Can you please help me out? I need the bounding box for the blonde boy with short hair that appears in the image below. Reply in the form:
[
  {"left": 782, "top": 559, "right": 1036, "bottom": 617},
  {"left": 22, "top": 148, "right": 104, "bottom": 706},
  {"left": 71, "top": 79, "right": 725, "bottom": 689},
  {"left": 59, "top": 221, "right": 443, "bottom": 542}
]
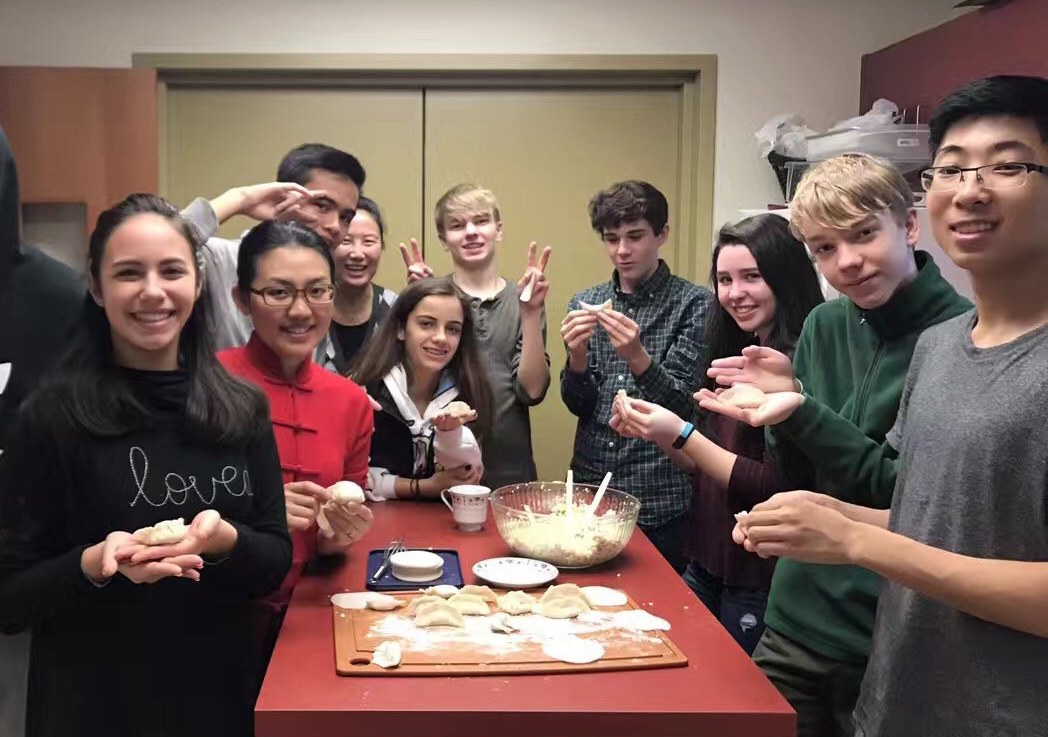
[
  {"left": 699, "top": 153, "right": 970, "bottom": 736},
  {"left": 399, "top": 184, "right": 552, "bottom": 489}
]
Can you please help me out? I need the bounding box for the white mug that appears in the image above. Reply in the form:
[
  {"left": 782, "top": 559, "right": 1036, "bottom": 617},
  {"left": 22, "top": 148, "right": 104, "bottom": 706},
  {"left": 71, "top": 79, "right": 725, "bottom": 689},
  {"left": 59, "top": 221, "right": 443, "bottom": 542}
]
[{"left": 440, "top": 484, "right": 491, "bottom": 531}]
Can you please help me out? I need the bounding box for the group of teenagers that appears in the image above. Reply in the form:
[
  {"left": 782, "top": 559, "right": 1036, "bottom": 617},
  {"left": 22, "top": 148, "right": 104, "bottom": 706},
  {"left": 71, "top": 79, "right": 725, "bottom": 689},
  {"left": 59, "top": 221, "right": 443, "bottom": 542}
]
[{"left": 0, "top": 73, "right": 1046, "bottom": 737}]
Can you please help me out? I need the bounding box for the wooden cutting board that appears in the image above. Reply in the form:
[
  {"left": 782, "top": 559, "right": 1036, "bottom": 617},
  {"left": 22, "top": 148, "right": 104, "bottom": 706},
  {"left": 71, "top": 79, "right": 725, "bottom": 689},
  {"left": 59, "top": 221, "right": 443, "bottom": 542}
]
[{"left": 333, "top": 590, "right": 688, "bottom": 676}]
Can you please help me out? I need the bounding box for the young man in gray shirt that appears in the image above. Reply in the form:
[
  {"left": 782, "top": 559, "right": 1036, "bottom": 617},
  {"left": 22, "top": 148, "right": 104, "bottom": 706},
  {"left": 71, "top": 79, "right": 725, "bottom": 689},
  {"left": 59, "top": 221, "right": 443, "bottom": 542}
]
[{"left": 730, "top": 76, "right": 1048, "bottom": 737}]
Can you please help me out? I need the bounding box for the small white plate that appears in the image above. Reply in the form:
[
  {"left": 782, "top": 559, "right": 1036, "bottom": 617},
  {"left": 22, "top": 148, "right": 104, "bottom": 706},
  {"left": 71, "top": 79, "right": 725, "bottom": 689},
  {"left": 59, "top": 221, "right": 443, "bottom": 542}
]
[{"left": 472, "top": 557, "right": 559, "bottom": 589}]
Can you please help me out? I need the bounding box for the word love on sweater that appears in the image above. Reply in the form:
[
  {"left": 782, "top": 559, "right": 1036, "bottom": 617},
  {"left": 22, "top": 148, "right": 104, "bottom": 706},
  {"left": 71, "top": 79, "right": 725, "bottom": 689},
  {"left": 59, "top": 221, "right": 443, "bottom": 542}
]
[{"left": 128, "top": 445, "right": 252, "bottom": 508}]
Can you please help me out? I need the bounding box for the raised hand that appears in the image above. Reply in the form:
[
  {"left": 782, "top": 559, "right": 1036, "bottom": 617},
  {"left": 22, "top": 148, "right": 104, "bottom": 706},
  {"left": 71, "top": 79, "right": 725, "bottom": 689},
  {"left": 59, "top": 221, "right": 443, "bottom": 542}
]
[
  {"left": 431, "top": 401, "right": 478, "bottom": 431},
  {"left": 126, "top": 509, "right": 228, "bottom": 564},
  {"left": 695, "top": 388, "right": 804, "bottom": 427},
  {"left": 210, "top": 182, "right": 321, "bottom": 224},
  {"left": 518, "top": 242, "right": 552, "bottom": 310},
  {"left": 281, "top": 481, "right": 332, "bottom": 532},
  {"left": 707, "top": 345, "right": 797, "bottom": 394},
  {"left": 560, "top": 309, "right": 598, "bottom": 372},
  {"left": 597, "top": 309, "right": 649, "bottom": 370},
  {"left": 399, "top": 238, "right": 433, "bottom": 283},
  {"left": 424, "top": 463, "right": 483, "bottom": 494},
  {"left": 321, "top": 500, "right": 374, "bottom": 545},
  {"left": 83, "top": 531, "right": 202, "bottom": 584},
  {"left": 609, "top": 393, "right": 686, "bottom": 447},
  {"left": 734, "top": 491, "right": 856, "bottom": 564}
]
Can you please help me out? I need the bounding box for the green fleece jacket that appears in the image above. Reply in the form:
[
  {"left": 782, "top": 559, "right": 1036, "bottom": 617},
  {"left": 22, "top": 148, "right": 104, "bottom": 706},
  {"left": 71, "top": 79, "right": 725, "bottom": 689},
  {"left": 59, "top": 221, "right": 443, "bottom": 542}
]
[{"left": 764, "top": 251, "right": 972, "bottom": 663}]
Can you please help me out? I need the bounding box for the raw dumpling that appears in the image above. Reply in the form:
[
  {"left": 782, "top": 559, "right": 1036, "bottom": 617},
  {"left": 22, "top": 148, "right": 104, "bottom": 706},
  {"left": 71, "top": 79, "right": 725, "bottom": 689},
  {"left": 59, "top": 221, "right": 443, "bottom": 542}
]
[
  {"left": 329, "top": 480, "right": 365, "bottom": 505},
  {"left": 133, "top": 518, "right": 188, "bottom": 546},
  {"left": 489, "top": 613, "right": 519, "bottom": 633},
  {"left": 533, "top": 595, "right": 591, "bottom": 619},
  {"left": 497, "top": 590, "right": 536, "bottom": 615},
  {"left": 414, "top": 600, "right": 466, "bottom": 628},
  {"left": 407, "top": 595, "right": 447, "bottom": 614},
  {"left": 457, "top": 585, "right": 498, "bottom": 604},
  {"left": 371, "top": 640, "right": 401, "bottom": 669},
  {"left": 538, "top": 583, "right": 593, "bottom": 607},
  {"left": 364, "top": 593, "right": 408, "bottom": 611},
  {"left": 718, "top": 383, "right": 767, "bottom": 409},
  {"left": 419, "top": 584, "right": 459, "bottom": 598},
  {"left": 579, "top": 299, "right": 613, "bottom": 314},
  {"left": 447, "top": 593, "right": 491, "bottom": 616}
]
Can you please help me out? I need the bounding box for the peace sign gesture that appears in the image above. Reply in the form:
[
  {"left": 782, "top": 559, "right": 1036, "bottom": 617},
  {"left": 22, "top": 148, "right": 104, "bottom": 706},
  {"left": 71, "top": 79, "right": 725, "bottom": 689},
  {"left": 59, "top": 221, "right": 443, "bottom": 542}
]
[
  {"left": 518, "top": 242, "right": 552, "bottom": 312},
  {"left": 399, "top": 238, "right": 434, "bottom": 283}
]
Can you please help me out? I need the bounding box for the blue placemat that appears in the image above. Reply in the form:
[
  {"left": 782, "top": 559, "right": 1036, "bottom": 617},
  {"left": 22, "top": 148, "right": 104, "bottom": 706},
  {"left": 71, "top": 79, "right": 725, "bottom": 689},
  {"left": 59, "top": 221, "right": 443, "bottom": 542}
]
[{"left": 364, "top": 548, "right": 464, "bottom": 591}]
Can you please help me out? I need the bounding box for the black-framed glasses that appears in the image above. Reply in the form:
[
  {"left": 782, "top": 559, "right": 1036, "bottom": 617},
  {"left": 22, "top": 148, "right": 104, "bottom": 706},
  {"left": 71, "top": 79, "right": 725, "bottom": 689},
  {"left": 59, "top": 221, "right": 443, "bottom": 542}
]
[
  {"left": 249, "top": 284, "right": 336, "bottom": 307},
  {"left": 921, "top": 162, "right": 1048, "bottom": 192}
]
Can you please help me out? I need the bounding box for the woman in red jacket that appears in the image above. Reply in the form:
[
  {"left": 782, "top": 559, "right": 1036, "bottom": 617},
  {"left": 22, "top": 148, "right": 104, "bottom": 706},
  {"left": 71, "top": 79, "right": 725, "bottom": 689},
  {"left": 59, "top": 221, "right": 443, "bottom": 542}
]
[{"left": 218, "top": 219, "right": 375, "bottom": 665}]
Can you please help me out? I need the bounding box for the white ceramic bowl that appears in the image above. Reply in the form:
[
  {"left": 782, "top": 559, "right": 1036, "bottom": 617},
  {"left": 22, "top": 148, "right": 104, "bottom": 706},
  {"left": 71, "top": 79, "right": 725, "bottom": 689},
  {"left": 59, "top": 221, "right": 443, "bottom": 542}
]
[
  {"left": 389, "top": 549, "right": 444, "bottom": 582},
  {"left": 472, "top": 557, "right": 559, "bottom": 589}
]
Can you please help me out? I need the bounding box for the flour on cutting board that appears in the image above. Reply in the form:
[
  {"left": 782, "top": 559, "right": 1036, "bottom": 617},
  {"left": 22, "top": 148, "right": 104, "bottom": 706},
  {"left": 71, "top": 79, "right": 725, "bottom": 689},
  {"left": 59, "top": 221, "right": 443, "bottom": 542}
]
[{"left": 365, "top": 607, "right": 666, "bottom": 656}]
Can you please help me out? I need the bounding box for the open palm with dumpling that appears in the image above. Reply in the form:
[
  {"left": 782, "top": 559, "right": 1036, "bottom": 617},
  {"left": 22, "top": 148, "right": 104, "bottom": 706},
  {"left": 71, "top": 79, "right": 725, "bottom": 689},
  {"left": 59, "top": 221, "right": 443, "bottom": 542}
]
[{"left": 431, "top": 401, "right": 478, "bottom": 431}]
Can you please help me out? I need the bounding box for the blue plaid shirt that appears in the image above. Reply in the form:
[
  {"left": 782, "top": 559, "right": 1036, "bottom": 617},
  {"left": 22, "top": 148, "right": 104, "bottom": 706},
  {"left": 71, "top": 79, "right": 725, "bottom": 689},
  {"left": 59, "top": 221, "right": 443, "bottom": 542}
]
[{"left": 561, "top": 260, "right": 711, "bottom": 528}]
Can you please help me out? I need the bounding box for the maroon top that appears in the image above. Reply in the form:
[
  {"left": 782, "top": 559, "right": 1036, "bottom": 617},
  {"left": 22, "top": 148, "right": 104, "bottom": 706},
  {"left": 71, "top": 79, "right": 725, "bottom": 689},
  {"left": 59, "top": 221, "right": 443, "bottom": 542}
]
[{"left": 685, "top": 413, "right": 780, "bottom": 589}]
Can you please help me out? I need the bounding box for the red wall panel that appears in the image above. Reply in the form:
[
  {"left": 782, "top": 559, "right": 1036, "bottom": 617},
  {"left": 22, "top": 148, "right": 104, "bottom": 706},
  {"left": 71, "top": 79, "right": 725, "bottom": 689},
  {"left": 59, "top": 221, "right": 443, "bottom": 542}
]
[{"left": 861, "top": 0, "right": 1048, "bottom": 120}]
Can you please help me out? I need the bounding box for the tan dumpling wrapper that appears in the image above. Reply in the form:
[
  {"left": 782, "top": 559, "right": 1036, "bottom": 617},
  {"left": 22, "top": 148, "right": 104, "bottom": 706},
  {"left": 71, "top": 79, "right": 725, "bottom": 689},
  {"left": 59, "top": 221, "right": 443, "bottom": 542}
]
[
  {"left": 718, "top": 383, "right": 767, "bottom": 409},
  {"left": 534, "top": 595, "right": 591, "bottom": 619},
  {"left": 414, "top": 600, "right": 466, "bottom": 628},
  {"left": 447, "top": 593, "right": 492, "bottom": 616},
  {"left": 133, "top": 518, "right": 189, "bottom": 546},
  {"left": 539, "top": 583, "right": 593, "bottom": 607},
  {"left": 408, "top": 595, "right": 447, "bottom": 614},
  {"left": 578, "top": 299, "right": 613, "bottom": 314},
  {"left": 489, "top": 613, "right": 519, "bottom": 633},
  {"left": 457, "top": 585, "right": 498, "bottom": 604},
  {"left": 497, "top": 590, "right": 536, "bottom": 615},
  {"left": 441, "top": 401, "right": 476, "bottom": 420},
  {"left": 372, "top": 640, "right": 402, "bottom": 669}
]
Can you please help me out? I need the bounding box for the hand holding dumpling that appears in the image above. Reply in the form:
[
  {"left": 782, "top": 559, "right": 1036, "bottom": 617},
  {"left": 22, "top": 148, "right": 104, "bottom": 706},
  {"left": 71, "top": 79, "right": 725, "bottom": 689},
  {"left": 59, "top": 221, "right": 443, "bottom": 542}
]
[
  {"left": 125, "top": 509, "right": 238, "bottom": 565},
  {"left": 431, "top": 401, "right": 478, "bottom": 431},
  {"left": 81, "top": 531, "right": 202, "bottom": 585}
]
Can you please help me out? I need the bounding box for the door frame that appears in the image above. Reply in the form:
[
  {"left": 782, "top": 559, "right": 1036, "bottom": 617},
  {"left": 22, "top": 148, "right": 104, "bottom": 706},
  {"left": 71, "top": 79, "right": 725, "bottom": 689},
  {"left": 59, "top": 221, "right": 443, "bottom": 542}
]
[{"left": 135, "top": 53, "right": 717, "bottom": 283}]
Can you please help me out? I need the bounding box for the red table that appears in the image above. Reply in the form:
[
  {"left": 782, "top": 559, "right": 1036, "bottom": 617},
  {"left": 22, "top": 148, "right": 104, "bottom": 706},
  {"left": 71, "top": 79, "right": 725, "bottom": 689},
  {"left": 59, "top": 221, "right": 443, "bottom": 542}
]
[{"left": 256, "top": 502, "right": 795, "bottom": 737}]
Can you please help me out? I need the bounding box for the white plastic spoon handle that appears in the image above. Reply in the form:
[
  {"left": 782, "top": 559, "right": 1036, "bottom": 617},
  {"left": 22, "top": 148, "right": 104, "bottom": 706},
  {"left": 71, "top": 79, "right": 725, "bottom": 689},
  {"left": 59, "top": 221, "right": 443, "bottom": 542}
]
[{"left": 519, "top": 270, "right": 538, "bottom": 303}]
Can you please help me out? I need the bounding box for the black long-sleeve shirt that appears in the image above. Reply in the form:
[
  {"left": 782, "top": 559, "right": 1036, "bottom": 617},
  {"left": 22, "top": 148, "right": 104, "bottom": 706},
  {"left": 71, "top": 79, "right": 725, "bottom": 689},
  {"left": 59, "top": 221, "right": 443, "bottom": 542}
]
[{"left": 0, "top": 370, "right": 291, "bottom": 737}]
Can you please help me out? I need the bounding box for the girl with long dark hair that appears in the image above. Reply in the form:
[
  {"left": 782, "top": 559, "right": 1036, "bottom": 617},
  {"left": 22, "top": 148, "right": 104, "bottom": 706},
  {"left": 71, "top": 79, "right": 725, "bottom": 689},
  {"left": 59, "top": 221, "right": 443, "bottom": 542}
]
[
  {"left": 0, "top": 194, "right": 291, "bottom": 737},
  {"left": 610, "top": 214, "right": 823, "bottom": 653},
  {"left": 219, "top": 219, "right": 374, "bottom": 663},
  {"left": 351, "top": 277, "right": 492, "bottom": 500}
]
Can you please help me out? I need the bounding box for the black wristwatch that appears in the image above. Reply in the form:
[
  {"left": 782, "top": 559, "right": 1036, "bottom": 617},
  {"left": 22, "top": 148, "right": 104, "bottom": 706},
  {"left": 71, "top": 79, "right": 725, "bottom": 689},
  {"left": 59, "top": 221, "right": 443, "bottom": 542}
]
[{"left": 672, "top": 422, "right": 696, "bottom": 450}]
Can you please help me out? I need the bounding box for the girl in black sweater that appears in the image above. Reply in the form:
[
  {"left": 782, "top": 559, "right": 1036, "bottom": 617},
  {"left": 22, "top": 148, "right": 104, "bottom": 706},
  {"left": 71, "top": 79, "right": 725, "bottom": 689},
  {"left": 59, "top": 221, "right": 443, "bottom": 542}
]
[{"left": 0, "top": 195, "right": 291, "bottom": 737}]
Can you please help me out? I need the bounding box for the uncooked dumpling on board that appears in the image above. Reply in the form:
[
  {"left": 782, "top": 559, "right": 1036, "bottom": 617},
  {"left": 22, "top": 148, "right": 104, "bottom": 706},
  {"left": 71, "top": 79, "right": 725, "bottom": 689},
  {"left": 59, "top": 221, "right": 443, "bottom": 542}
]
[
  {"left": 538, "top": 583, "right": 593, "bottom": 607},
  {"left": 718, "top": 383, "right": 767, "bottom": 409},
  {"left": 365, "top": 593, "right": 408, "bottom": 611},
  {"left": 419, "top": 584, "right": 459, "bottom": 598},
  {"left": 371, "top": 640, "right": 402, "bottom": 669},
  {"left": 457, "top": 584, "right": 498, "bottom": 604},
  {"left": 533, "top": 595, "right": 591, "bottom": 619},
  {"left": 407, "top": 595, "right": 447, "bottom": 614},
  {"left": 447, "top": 593, "right": 492, "bottom": 616},
  {"left": 414, "top": 600, "right": 466, "bottom": 628},
  {"left": 489, "top": 613, "right": 519, "bottom": 633},
  {"left": 497, "top": 590, "right": 536, "bottom": 615}
]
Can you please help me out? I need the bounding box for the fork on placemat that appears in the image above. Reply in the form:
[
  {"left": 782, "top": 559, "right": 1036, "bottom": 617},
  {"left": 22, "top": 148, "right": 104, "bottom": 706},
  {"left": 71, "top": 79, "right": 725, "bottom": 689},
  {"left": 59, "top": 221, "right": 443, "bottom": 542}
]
[{"left": 370, "top": 536, "right": 405, "bottom": 583}]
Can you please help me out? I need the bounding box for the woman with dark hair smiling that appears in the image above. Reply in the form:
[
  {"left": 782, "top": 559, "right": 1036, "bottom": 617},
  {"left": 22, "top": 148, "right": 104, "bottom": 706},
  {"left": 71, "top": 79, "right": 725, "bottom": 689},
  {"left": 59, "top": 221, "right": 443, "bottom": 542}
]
[
  {"left": 351, "top": 277, "right": 492, "bottom": 500},
  {"left": 610, "top": 213, "right": 823, "bottom": 652},
  {"left": 319, "top": 195, "right": 398, "bottom": 373},
  {"left": 219, "top": 219, "right": 374, "bottom": 667},
  {"left": 0, "top": 194, "right": 291, "bottom": 737}
]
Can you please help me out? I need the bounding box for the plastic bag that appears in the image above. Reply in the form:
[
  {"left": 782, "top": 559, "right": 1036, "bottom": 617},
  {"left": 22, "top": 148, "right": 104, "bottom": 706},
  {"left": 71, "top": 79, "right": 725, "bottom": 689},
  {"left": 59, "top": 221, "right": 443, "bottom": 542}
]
[
  {"left": 756, "top": 114, "right": 818, "bottom": 159},
  {"left": 828, "top": 98, "right": 900, "bottom": 132}
]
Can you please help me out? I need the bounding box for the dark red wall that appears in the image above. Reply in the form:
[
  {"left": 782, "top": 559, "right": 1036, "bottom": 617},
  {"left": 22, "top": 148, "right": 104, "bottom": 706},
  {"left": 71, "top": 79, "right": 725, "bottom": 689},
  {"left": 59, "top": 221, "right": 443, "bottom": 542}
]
[{"left": 861, "top": 0, "right": 1048, "bottom": 121}]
